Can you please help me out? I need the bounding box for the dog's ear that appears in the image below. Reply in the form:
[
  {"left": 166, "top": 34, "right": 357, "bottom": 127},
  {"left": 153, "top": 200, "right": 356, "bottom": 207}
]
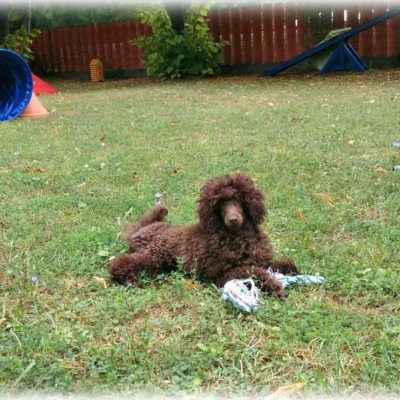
[
  {"left": 197, "top": 194, "right": 222, "bottom": 232},
  {"left": 232, "top": 174, "right": 267, "bottom": 226},
  {"left": 197, "top": 176, "right": 228, "bottom": 232},
  {"left": 243, "top": 187, "right": 266, "bottom": 226}
]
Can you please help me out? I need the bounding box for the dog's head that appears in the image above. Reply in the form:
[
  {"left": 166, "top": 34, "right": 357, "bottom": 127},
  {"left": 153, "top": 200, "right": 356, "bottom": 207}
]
[{"left": 197, "top": 174, "right": 266, "bottom": 233}]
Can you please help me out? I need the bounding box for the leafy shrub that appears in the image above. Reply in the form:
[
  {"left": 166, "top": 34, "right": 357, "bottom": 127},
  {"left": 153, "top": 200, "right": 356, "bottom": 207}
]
[
  {"left": 132, "top": 4, "right": 226, "bottom": 79},
  {"left": 1, "top": 25, "right": 41, "bottom": 62}
]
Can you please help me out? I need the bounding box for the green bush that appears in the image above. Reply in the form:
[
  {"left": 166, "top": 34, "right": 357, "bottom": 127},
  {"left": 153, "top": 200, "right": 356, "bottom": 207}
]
[
  {"left": 132, "top": 4, "right": 226, "bottom": 79},
  {"left": 1, "top": 25, "right": 41, "bottom": 62}
]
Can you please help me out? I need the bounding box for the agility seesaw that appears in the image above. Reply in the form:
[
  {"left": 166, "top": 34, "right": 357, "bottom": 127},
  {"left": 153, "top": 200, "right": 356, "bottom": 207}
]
[{"left": 260, "top": 7, "right": 400, "bottom": 77}]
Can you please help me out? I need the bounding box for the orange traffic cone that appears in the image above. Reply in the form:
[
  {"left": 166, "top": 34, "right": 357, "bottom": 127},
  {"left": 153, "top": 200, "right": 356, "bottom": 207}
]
[{"left": 20, "top": 92, "right": 49, "bottom": 119}]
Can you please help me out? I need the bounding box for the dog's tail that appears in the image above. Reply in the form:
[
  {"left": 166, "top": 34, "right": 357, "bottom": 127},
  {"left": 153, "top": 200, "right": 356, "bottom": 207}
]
[{"left": 123, "top": 205, "right": 168, "bottom": 240}]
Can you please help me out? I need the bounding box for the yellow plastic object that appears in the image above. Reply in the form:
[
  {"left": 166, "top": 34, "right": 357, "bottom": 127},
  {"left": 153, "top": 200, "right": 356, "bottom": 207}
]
[{"left": 90, "top": 59, "right": 104, "bottom": 82}]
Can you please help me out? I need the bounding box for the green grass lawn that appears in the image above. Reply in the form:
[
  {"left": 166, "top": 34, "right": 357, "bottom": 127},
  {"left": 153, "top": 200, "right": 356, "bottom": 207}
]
[{"left": 0, "top": 70, "right": 399, "bottom": 396}]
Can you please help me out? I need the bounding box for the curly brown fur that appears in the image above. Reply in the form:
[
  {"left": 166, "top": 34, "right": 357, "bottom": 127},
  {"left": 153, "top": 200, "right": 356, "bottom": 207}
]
[{"left": 109, "top": 174, "right": 299, "bottom": 298}]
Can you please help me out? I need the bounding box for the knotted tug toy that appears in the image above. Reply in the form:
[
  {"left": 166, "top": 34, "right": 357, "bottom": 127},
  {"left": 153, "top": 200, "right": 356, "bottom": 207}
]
[
  {"left": 221, "top": 279, "right": 260, "bottom": 313},
  {"left": 268, "top": 269, "right": 325, "bottom": 288},
  {"left": 221, "top": 271, "right": 325, "bottom": 313}
]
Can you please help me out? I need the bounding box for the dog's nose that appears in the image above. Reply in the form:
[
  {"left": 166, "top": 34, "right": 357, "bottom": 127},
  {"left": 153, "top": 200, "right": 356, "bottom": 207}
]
[{"left": 229, "top": 217, "right": 238, "bottom": 222}]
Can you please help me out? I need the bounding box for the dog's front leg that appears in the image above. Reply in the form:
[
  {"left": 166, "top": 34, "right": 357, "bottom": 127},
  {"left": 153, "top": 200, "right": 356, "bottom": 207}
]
[{"left": 219, "top": 266, "right": 287, "bottom": 298}]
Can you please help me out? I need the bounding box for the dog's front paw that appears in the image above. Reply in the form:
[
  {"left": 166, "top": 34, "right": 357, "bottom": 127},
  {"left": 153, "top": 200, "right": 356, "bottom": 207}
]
[
  {"left": 274, "top": 259, "right": 300, "bottom": 276},
  {"left": 275, "top": 288, "right": 288, "bottom": 299},
  {"left": 108, "top": 254, "right": 138, "bottom": 286},
  {"left": 126, "top": 279, "right": 138, "bottom": 288},
  {"left": 260, "top": 281, "right": 287, "bottom": 298}
]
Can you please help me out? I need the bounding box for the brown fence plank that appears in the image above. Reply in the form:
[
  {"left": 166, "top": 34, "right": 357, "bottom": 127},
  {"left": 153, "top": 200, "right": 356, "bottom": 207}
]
[
  {"left": 100, "top": 25, "right": 110, "bottom": 69},
  {"left": 44, "top": 30, "right": 54, "bottom": 72},
  {"left": 71, "top": 27, "right": 82, "bottom": 72},
  {"left": 129, "top": 22, "right": 140, "bottom": 69},
  {"left": 373, "top": 3, "right": 388, "bottom": 57},
  {"left": 47, "top": 30, "right": 56, "bottom": 72},
  {"left": 61, "top": 28, "right": 72, "bottom": 72},
  {"left": 32, "top": 31, "right": 45, "bottom": 72},
  {"left": 262, "top": 3, "right": 274, "bottom": 63},
  {"left": 250, "top": 7, "right": 262, "bottom": 64},
  {"left": 296, "top": 9, "right": 307, "bottom": 55},
  {"left": 387, "top": 2, "right": 400, "bottom": 56},
  {"left": 241, "top": 7, "right": 253, "bottom": 64},
  {"left": 218, "top": 10, "right": 232, "bottom": 65},
  {"left": 333, "top": 7, "right": 345, "bottom": 28},
  {"left": 359, "top": 6, "right": 374, "bottom": 57},
  {"left": 105, "top": 24, "right": 117, "bottom": 70},
  {"left": 230, "top": 8, "right": 242, "bottom": 64},
  {"left": 78, "top": 26, "right": 90, "bottom": 71},
  {"left": 115, "top": 23, "right": 126, "bottom": 70},
  {"left": 54, "top": 29, "right": 65, "bottom": 72},
  {"left": 113, "top": 24, "right": 123, "bottom": 70},
  {"left": 273, "top": 3, "right": 285, "bottom": 62},
  {"left": 285, "top": 3, "right": 297, "bottom": 60}
]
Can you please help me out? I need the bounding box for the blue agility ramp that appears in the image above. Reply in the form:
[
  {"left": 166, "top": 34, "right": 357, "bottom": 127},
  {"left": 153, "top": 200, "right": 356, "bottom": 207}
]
[{"left": 261, "top": 7, "right": 400, "bottom": 77}]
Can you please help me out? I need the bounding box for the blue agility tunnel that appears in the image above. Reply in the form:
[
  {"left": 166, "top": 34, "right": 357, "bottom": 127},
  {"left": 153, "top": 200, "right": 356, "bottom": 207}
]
[{"left": 0, "top": 49, "right": 33, "bottom": 121}]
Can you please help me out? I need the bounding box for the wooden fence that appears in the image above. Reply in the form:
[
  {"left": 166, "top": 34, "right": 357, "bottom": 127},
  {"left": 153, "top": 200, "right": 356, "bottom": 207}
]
[{"left": 31, "top": 2, "right": 400, "bottom": 74}]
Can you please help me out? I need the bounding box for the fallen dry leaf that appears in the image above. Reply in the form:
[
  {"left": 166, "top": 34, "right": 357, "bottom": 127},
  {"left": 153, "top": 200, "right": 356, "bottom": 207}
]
[
  {"left": 314, "top": 192, "right": 345, "bottom": 208},
  {"left": 265, "top": 383, "right": 305, "bottom": 399},
  {"left": 99, "top": 133, "right": 106, "bottom": 141},
  {"left": 314, "top": 192, "right": 344, "bottom": 201},
  {"left": 187, "top": 281, "right": 198, "bottom": 290},
  {"left": 297, "top": 208, "right": 308, "bottom": 224},
  {"left": 93, "top": 276, "right": 107, "bottom": 288},
  {"left": 375, "top": 167, "right": 387, "bottom": 174},
  {"left": 25, "top": 166, "right": 46, "bottom": 174},
  {"left": 0, "top": 168, "right": 10, "bottom": 174},
  {"left": 0, "top": 272, "right": 7, "bottom": 284}
]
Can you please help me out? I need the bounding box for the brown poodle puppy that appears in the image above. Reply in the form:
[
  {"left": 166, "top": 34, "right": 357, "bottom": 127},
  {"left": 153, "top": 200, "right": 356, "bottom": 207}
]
[{"left": 109, "top": 174, "right": 299, "bottom": 298}]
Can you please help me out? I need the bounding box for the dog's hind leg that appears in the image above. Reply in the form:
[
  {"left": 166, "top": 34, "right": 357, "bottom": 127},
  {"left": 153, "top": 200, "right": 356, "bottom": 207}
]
[
  {"left": 124, "top": 205, "right": 168, "bottom": 239},
  {"left": 219, "top": 266, "right": 287, "bottom": 298}
]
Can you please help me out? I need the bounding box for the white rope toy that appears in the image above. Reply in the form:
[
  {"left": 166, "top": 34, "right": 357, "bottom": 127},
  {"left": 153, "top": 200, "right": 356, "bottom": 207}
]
[
  {"left": 221, "top": 279, "right": 259, "bottom": 313},
  {"left": 221, "top": 272, "right": 325, "bottom": 313}
]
